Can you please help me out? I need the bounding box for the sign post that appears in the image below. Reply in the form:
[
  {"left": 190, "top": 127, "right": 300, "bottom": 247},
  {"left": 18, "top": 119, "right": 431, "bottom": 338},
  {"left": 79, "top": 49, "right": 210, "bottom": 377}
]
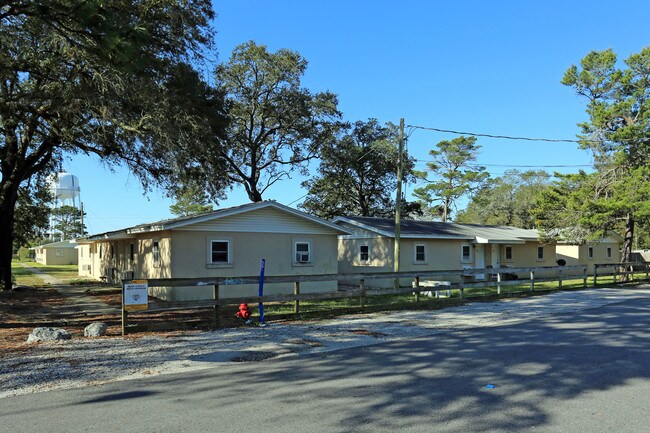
[
  {"left": 258, "top": 259, "right": 266, "bottom": 324},
  {"left": 122, "top": 279, "right": 149, "bottom": 335}
]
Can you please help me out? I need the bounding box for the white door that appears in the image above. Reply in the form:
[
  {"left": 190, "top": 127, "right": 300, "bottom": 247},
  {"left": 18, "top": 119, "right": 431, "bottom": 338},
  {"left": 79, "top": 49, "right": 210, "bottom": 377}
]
[
  {"left": 475, "top": 245, "right": 485, "bottom": 279},
  {"left": 491, "top": 244, "right": 500, "bottom": 269}
]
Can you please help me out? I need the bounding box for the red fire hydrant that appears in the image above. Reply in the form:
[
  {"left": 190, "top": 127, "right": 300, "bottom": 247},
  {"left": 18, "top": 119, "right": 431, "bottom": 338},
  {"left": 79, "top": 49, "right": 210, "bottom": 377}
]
[{"left": 235, "top": 303, "right": 251, "bottom": 320}]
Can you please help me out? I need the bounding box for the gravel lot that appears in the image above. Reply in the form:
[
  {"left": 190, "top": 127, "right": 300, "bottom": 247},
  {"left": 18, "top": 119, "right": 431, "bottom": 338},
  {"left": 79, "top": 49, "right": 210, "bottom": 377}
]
[{"left": 2, "top": 287, "right": 648, "bottom": 399}]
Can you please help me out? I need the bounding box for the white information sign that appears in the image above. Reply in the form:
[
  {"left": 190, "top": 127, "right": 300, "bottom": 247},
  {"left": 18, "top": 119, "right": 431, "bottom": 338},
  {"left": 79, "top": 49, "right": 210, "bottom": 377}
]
[{"left": 123, "top": 279, "right": 148, "bottom": 311}]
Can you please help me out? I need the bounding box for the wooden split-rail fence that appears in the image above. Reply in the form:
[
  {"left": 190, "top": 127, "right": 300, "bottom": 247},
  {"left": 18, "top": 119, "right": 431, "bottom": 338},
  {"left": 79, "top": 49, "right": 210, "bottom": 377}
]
[{"left": 120, "top": 262, "right": 650, "bottom": 334}]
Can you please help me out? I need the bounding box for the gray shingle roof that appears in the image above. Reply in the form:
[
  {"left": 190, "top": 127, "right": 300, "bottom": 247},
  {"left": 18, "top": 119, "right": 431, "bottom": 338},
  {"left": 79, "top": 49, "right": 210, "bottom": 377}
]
[{"left": 335, "top": 216, "right": 539, "bottom": 243}]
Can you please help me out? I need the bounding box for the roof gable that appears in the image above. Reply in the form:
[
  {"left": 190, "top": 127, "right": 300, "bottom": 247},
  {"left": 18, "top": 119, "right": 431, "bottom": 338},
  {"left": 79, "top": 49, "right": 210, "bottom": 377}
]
[
  {"left": 176, "top": 205, "right": 345, "bottom": 234},
  {"left": 88, "top": 201, "right": 349, "bottom": 240}
]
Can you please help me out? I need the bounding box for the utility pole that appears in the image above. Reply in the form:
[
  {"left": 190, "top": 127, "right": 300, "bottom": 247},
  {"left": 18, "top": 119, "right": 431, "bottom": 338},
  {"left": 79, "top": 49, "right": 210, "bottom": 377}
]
[
  {"left": 80, "top": 202, "right": 84, "bottom": 237},
  {"left": 394, "top": 118, "right": 404, "bottom": 288}
]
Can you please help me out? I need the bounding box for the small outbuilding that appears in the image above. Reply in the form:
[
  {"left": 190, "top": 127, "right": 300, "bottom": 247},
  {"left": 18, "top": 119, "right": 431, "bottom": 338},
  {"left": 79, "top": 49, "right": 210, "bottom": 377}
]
[{"left": 33, "top": 240, "right": 78, "bottom": 265}]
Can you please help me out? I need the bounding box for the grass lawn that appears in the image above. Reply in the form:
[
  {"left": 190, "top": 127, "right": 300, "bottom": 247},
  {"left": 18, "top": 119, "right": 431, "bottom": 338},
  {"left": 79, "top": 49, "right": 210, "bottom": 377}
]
[
  {"left": 255, "top": 273, "right": 650, "bottom": 319},
  {"left": 11, "top": 260, "right": 80, "bottom": 285}
]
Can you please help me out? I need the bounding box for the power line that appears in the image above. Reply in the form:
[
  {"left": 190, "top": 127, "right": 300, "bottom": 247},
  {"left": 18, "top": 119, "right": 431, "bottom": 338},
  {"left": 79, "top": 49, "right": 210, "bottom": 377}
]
[
  {"left": 413, "top": 161, "right": 593, "bottom": 168},
  {"left": 407, "top": 124, "right": 647, "bottom": 144}
]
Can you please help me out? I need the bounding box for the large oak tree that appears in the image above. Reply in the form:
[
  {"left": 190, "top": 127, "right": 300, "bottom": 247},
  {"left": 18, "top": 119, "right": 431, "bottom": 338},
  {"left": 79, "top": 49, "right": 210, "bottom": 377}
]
[
  {"left": 300, "top": 119, "right": 420, "bottom": 219},
  {"left": 0, "top": 1, "right": 227, "bottom": 290},
  {"left": 455, "top": 169, "right": 551, "bottom": 228},
  {"left": 180, "top": 41, "right": 342, "bottom": 203}
]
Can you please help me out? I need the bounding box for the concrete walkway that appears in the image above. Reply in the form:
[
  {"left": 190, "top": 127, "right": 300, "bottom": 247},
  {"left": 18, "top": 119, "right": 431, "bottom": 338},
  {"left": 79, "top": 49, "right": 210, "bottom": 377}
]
[{"left": 17, "top": 263, "right": 120, "bottom": 316}]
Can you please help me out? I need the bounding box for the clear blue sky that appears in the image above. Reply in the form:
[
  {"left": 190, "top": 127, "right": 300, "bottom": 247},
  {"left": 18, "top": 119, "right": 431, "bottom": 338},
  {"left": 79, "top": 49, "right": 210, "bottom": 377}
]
[{"left": 63, "top": 0, "right": 650, "bottom": 235}]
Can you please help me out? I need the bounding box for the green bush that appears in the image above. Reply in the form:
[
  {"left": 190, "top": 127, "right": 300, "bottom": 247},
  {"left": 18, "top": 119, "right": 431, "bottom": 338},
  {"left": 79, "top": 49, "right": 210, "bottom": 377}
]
[{"left": 17, "top": 247, "right": 34, "bottom": 261}]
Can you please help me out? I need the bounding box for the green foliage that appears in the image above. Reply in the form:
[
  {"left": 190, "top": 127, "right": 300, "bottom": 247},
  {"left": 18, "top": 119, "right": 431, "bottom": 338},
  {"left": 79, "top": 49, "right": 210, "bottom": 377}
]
[
  {"left": 16, "top": 247, "right": 33, "bottom": 261},
  {"left": 50, "top": 205, "right": 87, "bottom": 240},
  {"left": 300, "top": 119, "right": 421, "bottom": 219},
  {"left": 12, "top": 175, "right": 51, "bottom": 251},
  {"left": 169, "top": 186, "right": 214, "bottom": 217},
  {"left": 560, "top": 46, "right": 650, "bottom": 260},
  {"left": 0, "top": 0, "right": 224, "bottom": 290},
  {"left": 456, "top": 170, "right": 551, "bottom": 228},
  {"left": 414, "top": 136, "right": 488, "bottom": 222},
  {"left": 209, "top": 41, "right": 342, "bottom": 202}
]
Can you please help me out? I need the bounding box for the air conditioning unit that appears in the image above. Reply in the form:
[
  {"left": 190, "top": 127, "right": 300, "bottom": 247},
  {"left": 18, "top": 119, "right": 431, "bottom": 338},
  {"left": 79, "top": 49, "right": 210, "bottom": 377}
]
[
  {"left": 82, "top": 264, "right": 91, "bottom": 272},
  {"left": 297, "top": 254, "right": 310, "bottom": 263}
]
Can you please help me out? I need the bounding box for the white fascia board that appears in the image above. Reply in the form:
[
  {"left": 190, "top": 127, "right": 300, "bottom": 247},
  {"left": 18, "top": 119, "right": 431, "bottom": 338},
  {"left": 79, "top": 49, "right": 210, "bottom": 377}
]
[
  {"left": 87, "top": 231, "right": 134, "bottom": 241},
  {"left": 475, "top": 237, "right": 526, "bottom": 244},
  {"left": 338, "top": 234, "right": 382, "bottom": 240}
]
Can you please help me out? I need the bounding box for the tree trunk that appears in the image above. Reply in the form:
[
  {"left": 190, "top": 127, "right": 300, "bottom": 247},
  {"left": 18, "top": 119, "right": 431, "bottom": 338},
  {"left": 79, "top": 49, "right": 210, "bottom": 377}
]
[
  {"left": 245, "top": 185, "right": 263, "bottom": 202},
  {"left": 0, "top": 187, "right": 19, "bottom": 291},
  {"left": 442, "top": 198, "right": 450, "bottom": 222},
  {"left": 620, "top": 213, "right": 634, "bottom": 282}
]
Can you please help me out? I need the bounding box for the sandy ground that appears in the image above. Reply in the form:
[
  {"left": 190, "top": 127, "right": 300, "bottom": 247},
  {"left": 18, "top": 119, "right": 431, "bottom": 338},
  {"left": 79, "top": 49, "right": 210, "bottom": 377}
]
[{"left": 2, "top": 287, "right": 648, "bottom": 399}]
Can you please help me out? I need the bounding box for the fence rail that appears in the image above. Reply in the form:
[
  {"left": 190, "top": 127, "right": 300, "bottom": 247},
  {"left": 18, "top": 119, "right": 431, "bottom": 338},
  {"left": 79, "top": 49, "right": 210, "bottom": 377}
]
[{"left": 120, "top": 262, "right": 650, "bottom": 334}]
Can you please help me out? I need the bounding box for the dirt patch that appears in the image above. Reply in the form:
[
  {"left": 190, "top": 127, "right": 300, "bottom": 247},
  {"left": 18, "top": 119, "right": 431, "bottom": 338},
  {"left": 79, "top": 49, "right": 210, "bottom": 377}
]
[
  {"left": 349, "top": 329, "right": 387, "bottom": 337},
  {"left": 0, "top": 286, "right": 246, "bottom": 356},
  {"left": 230, "top": 351, "right": 278, "bottom": 362}
]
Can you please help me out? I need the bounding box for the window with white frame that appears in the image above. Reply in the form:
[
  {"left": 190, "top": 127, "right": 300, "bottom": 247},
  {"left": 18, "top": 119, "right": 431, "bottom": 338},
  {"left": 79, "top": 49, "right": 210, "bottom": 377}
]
[
  {"left": 210, "top": 240, "right": 230, "bottom": 263},
  {"left": 606, "top": 246, "right": 612, "bottom": 259},
  {"left": 537, "top": 245, "right": 544, "bottom": 261},
  {"left": 359, "top": 245, "right": 369, "bottom": 262},
  {"left": 99, "top": 245, "right": 103, "bottom": 259},
  {"left": 588, "top": 246, "right": 594, "bottom": 260},
  {"left": 129, "top": 243, "right": 135, "bottom": 262},
  {"left": 295, "top": 242, "right": 311, "bottom": 263},
  {"left": 152, "top": 241, "right": 160, "bottom": 267},
  {"left": 461, "top": 244, "right": 471, "bottom": 262},
  {"left": 414, "top": 244, "right": 426, "bottom": 263},
  {"left": 505, "top": 245, "right": 513, "bottom": 261}
]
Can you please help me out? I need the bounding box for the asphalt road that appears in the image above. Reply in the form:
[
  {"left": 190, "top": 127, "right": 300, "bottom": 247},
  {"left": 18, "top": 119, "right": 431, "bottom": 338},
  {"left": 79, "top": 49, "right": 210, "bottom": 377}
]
[{"left": 3, "top": 297, "right": 650, "bottom": 433}]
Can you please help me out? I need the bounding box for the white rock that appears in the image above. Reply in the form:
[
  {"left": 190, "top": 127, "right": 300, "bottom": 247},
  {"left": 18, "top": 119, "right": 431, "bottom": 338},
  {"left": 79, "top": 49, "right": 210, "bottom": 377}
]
[
  {"left": 27, "top": 327, "right": 71, "bottom": 343},
  {"left": 84, "top": 322, "right": 108, "bottom": 337}
]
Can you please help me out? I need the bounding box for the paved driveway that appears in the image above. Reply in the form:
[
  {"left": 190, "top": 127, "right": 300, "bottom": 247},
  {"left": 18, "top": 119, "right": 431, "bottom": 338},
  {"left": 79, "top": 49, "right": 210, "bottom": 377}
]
[{"left": 2, "top": 296, "right": 650, "bottom": 432}]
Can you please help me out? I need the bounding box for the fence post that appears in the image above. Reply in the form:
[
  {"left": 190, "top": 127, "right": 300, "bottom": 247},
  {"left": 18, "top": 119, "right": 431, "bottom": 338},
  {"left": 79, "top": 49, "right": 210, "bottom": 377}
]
[
  {"left": 646, "top": 263, "right": 649, "bottom": 280},
  {"left": 360, "top": 279, "right": 365, "bottom": 311},
  {"left": 414, "top": 276, "right": 420, "bottom": 303},
  {"left": 583, "top": 267, "right": 588, "bottom": 289},
  {"left": 593, "top": 265, "right": 598, "bottom": 287},
  {"left": 459, "top": 280, "right": 464, "bottom": 299},
  {"left": 530, "top": 271, "right": 535, "bottom": 292},
  {"left": 213, "top": 284, "right": 220, "bottom": 328},
  {"left": 121, "top": 281, "right": 128, "bottom": 336},
  {"left": 497, "top": 272, "right": 502, "bottom": 295},
  {"left": 558, "top": 268, "right": 563, "bottom": 289},
  {"left": 294, "top": 281, "right": 300, "bottom": 318},
  {"left": 613, "top": 266, "right": 617, "bottom": 284}
]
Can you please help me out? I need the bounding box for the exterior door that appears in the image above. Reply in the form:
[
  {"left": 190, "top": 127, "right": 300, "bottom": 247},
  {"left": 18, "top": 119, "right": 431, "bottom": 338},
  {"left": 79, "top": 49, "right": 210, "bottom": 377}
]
[
  {"left": 491, "top": 244, "right": 501, "bottom": 269},
  {"left": 474, "top": 245, "right": 485, "bottom": 279}
]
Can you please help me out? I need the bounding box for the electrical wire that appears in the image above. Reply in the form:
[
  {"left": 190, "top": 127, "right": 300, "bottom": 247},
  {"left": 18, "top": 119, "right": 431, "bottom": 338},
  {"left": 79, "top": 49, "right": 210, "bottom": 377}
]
[{"left": 407, "top": 124, "right": 648, "bottom": 144}]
